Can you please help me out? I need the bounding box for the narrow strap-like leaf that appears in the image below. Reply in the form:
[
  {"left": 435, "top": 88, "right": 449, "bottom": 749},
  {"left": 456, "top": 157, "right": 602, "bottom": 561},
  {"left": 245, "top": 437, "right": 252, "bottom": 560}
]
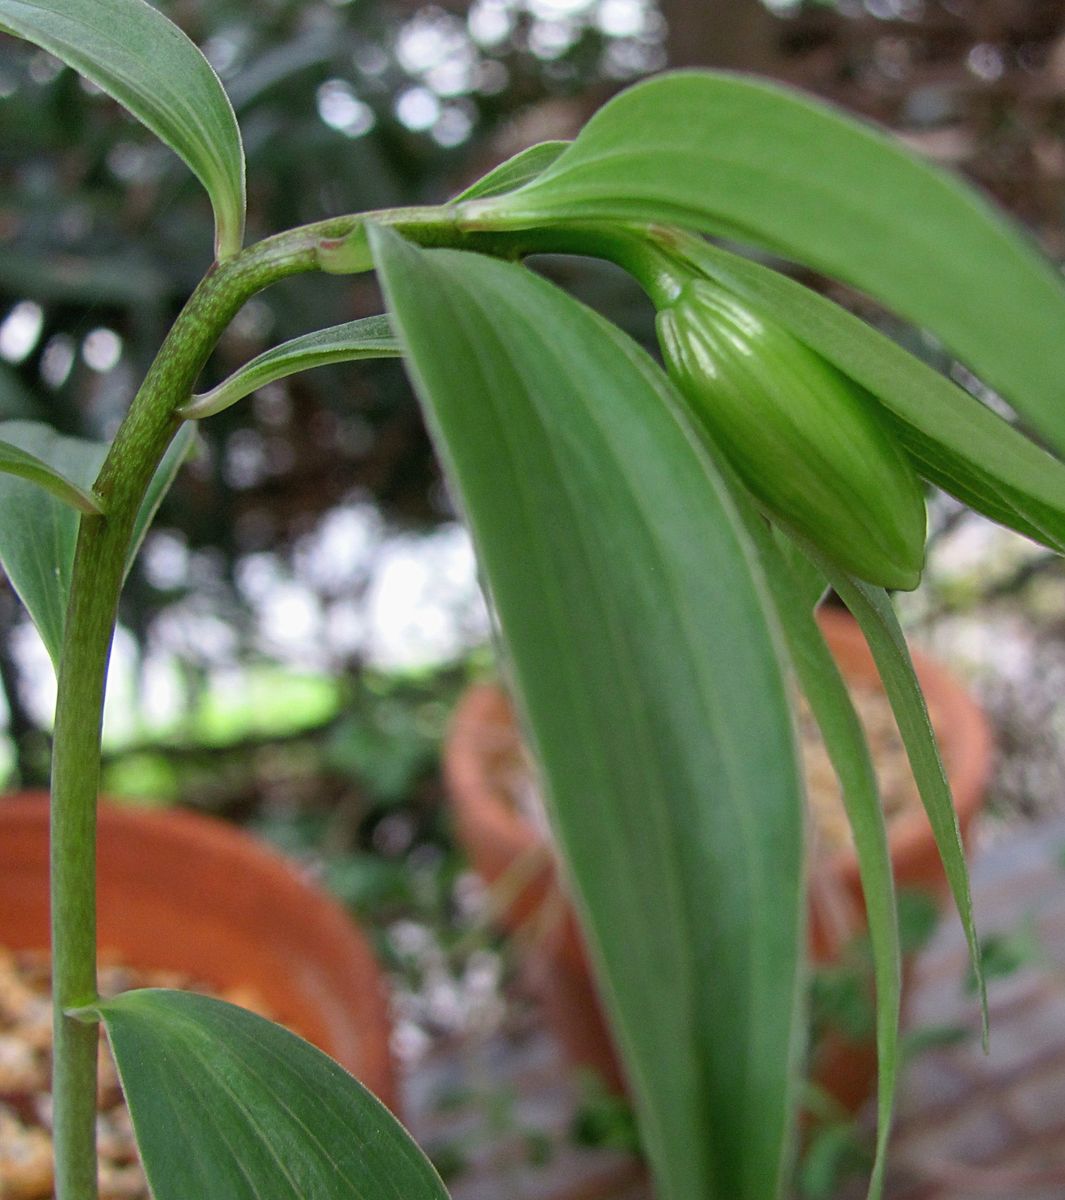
[
  {"left": 0, "top": 0, "right": 246, "bottom": 259},
  {"left": 180, "top": 317, "right": 400, "bottom": 419},
  {"left": 0, "top": 438, "right": 104, "bottom": 514},
  {"left": 371, "top": 225, "right": 806, "bottom": 1200},
  {"left": 776, "top": 584, "right": 897, "bottom": 1200},
  {"left": 92, "top": 990, "right": 448, "bottom": 1200},
  {"left": 679, "top": 237, "right": 1065, "bottom": 556},
  {"left": 824, "top": 568, "right": 988, "bottom": 1044},
  {"left": 472, "top": 71, "right": 1065, "bottom": 455},
  {"left": 452, "top": 140, "right": 571, "bottom": 202}
]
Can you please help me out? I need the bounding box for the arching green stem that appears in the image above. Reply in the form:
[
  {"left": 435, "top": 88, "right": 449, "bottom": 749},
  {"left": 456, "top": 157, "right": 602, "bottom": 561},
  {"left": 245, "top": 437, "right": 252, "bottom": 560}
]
[
  {"left": 49, "top": 221, "right": 334, "bottom": 1200},
  {"left": 47, "top": 201, "right": 671, "bottom": 1200}
]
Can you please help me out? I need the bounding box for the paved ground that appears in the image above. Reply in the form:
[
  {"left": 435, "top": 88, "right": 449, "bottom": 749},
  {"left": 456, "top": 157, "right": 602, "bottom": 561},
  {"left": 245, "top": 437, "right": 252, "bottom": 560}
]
[
  {"left": 402, "top": 817, "right": 1065, "bottom": 1200},
  {"left": 884, "top": 817, "right": 1065, "bottom": 1200}
]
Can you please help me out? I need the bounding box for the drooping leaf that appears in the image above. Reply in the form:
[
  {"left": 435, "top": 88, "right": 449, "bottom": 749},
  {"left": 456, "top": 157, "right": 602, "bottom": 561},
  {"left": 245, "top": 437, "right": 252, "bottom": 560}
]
[
  {"left": 180, "top": 317, "right": 400, "bottom": 419},
  {"left": 823, "top": 569, "right": 988, "bottom": 1043},
  {"left": 92, "top": 990, "right": 447, "bottom": 1200},
  {"left": 729, "top": 519, "right": 898, "bottom": 1200},
  {"left": 0, "top": 0, "right": 246, "bottom": 260},
  {"left": 452, "top": 140, "right": 570, "bottom": 202},
  {"left": 787, "top": 628, "right": 898, "bottom": 1200},
  {"left": 678, "top": 236, "right": 1065, "bottom": 555},
  {"left": 0, "top": 438, "right": 104, "bottom": 514},
  {"left": 0, "top": 421, "right": 195, "bottom": 667},
  {"left": 371, "top": 225, "right": 806, "bottom": 1200},
  {"left": 469, "top": 71, "right": 1065, "bottom": 454}
]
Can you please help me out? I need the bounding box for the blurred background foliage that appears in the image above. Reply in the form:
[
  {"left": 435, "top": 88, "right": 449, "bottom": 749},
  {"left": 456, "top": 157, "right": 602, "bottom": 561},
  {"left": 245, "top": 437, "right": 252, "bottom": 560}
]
[
  {"left": 8, "top": 12, "right": 1065, "bottom": 1188},
  {"left": 4, "top": 0, "right": 1065, "bottom": 920}
]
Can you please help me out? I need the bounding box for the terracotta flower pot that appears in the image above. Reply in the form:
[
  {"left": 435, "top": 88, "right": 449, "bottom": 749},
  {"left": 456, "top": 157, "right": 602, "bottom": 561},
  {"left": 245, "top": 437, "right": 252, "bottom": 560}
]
[
  {"left": 443, "top": 608, "right": 992, "bottom": 1105},
  {"left": 0, "top": 794, "right": 396, "bottom": 1109}
]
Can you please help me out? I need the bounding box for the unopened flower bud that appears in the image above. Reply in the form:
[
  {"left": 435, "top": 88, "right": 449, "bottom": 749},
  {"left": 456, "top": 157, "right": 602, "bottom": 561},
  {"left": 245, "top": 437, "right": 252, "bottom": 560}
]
[{"left": 657, "top": 279, "right": 926, "bottom": 590}]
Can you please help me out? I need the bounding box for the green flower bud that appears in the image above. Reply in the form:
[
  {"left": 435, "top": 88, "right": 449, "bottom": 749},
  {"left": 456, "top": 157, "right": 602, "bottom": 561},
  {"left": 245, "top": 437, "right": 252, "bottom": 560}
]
[{"left": 657, "top": 279, "right": 926, "bottom": 590}]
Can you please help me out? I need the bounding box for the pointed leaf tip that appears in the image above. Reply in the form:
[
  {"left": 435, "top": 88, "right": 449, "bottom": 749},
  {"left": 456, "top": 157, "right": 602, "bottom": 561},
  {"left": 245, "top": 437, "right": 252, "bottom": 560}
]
[
  {"left": 95, "top": 989, "right": 448, "bottom": 1200},
  {"left": 181, "top": 316, "right": 400, "bottom": 419},
  {"left": 0, "top": 438, "right": 104, "bottom": 514},
  {"left": 0, "top": 0, "right": 246, "bottom": 259},
  {"left": 828, "top": 572, "right": 989, "bottom": 1043}
]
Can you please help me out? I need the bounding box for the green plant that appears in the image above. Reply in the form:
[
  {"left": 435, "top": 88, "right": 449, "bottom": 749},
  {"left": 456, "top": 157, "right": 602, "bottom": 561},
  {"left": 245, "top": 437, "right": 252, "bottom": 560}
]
[
  {"left": 570, "top": 1068, "right": 643, "bottom": 1157},
  {"left": 798, "top": 890, "right": 947, "bottom": 1198},
  {"left": 7, "top": 3, "right": 1065, "bottom": 1198}
]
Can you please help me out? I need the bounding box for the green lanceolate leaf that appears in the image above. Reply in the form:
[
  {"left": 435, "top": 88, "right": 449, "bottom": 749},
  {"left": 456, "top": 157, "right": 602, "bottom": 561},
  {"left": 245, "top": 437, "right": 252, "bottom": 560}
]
[
  {"left": 180, "top": 316, "right": 401, "bottom": 419},
  {"left": 0, "top": 0, "right": 246, "bottom": 260},
  {"left": 92, "top": 990, "right": 448, "bottom": 1200},
  {"left": 0, "top": 421, "right": 108, "bottom": 664},
  {"left": 678, "top": 236, "right": 1065, "bottom": 556},
  {"left": 0, "top": 438, "right": 104, "bottom": 514},
  {"left": 371, "top": 225, "right": 806, "bottom": 1200},
  {"left": 0, "top": 421, "right": 194, "bottom": 667},
  {"left": 824, "top": 569, "right": 988, "bottom": 1044},
  {"left": 469, "top": 71, "right": 1065, "bottom": 454},
  {"left": 452, "top": 140, "right": 570, "bottom": 202}
]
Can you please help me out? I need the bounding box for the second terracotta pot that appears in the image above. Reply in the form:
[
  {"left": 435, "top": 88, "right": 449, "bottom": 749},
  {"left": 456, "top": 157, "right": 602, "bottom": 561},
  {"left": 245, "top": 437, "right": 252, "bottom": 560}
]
[{"left": 444, "top": 609, "right": 992, "bottom": 1104}]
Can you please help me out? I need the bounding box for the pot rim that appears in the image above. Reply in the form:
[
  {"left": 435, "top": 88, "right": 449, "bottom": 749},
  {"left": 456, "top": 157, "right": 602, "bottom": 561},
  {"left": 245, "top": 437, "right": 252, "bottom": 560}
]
[{"left": 0, "top": 793, "right": 396, "bottom": 1108}]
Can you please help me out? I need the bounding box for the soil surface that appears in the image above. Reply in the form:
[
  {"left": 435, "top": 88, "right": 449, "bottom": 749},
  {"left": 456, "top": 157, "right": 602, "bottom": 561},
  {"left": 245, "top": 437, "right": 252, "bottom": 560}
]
[
  {"left": 800, "top": 683, "right": 946, "bottom": 856},
  {"left": 0, "top": 948, "right": 272, "bottom": 1200}
]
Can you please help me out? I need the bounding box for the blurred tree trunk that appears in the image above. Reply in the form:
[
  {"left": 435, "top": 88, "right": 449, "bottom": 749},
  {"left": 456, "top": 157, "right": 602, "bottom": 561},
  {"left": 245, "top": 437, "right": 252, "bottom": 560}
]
[{"left": 661, "top": 0, "right": 781, "bottom": 72}]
